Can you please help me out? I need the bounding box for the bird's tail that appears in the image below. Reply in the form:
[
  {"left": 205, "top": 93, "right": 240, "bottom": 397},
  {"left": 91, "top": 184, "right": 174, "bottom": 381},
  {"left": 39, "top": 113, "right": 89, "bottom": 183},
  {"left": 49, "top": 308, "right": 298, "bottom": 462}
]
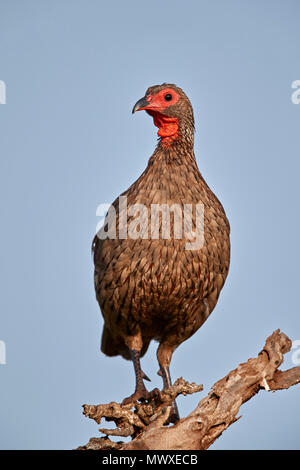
[
  {"left": 101, "top": 324, "right": 150, "bottom": 360},
  {"left": 101, "top": 324, "right": 131, "bottom": 359}
]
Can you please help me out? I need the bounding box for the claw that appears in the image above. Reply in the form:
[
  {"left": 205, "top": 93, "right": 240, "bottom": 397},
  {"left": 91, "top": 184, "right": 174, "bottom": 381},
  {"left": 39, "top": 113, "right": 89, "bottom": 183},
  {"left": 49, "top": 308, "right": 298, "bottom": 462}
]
[
  {"left": 122, "top": 388, "right": 150, "bottom": 405},
  {"left": 122, "top": 387, "right": 160, "bottom": 406},
  {"left": 167, "top": 406, "right": 180, "bottom": 424},
  {"left": 142, "top": 371, "right": 151, "bottom": 382},
  {"left": 261, "top": 376, "right": 270, "bottom": 391}
]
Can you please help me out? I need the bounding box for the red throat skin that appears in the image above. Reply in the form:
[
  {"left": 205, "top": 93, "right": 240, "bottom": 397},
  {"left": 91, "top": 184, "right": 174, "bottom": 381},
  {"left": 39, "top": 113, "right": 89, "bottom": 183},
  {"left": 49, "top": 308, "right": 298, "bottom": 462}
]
[{"left": 147, "top": 111, "right": 179, "bottom": 148}]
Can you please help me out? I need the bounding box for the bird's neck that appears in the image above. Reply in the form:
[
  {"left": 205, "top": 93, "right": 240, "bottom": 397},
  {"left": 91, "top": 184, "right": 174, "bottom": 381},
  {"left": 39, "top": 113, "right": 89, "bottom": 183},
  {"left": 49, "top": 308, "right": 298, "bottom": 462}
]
[
  {"left": 149, "top": 136, "right": 197, "bottom": 169},
  {"left": 147, "top": 111, "right": 195, "bottom": 152}
]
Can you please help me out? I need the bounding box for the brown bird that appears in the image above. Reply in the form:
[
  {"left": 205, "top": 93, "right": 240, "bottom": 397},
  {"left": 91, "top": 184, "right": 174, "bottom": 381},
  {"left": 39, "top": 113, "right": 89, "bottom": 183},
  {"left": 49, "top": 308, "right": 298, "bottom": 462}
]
[{"left": 92, "top": 83, "right": 230, "bottom": 422}]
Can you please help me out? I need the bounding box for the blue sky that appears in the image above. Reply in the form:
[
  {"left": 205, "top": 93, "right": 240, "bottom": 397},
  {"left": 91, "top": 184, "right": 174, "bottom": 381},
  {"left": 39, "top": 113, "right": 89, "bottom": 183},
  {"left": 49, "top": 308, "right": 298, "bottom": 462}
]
[{"left": 0, "top": 0, "right": 299, "bottom": 449}]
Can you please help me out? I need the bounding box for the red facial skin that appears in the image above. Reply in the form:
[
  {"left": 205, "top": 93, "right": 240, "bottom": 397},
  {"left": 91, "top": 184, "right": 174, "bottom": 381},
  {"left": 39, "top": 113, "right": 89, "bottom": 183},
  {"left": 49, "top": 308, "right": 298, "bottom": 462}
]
[{"left": 138, "top": 88, "right": 180, "bottom": 147}]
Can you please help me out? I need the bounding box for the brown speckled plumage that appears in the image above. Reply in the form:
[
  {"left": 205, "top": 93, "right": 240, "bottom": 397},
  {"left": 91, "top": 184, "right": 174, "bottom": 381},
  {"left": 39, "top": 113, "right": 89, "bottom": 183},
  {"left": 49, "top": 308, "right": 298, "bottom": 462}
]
[{"left": 92, "top": 84, "right": 230, "bottom": 414}]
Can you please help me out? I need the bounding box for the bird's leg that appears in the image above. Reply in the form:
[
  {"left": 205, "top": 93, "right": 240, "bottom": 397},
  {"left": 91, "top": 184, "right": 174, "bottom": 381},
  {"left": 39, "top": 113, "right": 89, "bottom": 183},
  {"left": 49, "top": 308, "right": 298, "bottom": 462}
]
[
  {"left": 158, "top": 365, "right": 180, "bottom": 423},
  {"left": 157, "top": 343, "right": 180, "bottom": 423},
  {"left": 122, "top": 349, "right": 151, "bottom": 405},
  {"left": 122, "top": 330, "right": 153, "bottom": 405}
]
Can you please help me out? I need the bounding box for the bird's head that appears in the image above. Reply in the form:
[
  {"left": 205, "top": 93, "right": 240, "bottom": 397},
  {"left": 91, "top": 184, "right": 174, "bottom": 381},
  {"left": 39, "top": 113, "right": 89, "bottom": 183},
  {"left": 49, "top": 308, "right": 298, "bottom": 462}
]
[{"left": 132, "top": 83, "right": 195, "bottom": 148}]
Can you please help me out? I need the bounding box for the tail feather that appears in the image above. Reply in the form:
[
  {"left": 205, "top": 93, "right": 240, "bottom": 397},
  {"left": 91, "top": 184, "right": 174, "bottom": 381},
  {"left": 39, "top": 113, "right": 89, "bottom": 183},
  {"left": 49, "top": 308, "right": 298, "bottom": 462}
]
[{"left": 101, "top": 324, "right": 151, "bottom": 360}]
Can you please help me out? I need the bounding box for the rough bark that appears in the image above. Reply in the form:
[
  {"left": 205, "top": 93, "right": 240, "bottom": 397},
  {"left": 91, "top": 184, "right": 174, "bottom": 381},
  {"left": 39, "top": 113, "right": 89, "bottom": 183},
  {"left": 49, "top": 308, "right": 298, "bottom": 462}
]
[{"left": 78, "top": 330, "right": 300, "bottom": 450}]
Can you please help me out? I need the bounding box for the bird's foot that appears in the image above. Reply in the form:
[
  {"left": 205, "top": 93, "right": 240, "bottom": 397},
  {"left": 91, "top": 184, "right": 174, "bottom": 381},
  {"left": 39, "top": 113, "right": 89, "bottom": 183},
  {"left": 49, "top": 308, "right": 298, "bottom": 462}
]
[
  {"left": 162, "top": 402, "right": 180, "bottom": 426},
  {"left": 122, "top": 388, "right": 149, "bottom": 405},
  {"left": 122, "top": 387, "right": 160, "bottom": 405},
  {"left": 166, "top": 407, "right": 180, "bottom": 425}
]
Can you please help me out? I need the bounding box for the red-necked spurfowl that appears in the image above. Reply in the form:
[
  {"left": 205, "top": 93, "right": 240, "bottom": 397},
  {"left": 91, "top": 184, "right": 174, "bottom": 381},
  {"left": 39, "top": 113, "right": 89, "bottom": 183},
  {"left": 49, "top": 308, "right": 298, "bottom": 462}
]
[{"left": 92, "top": 84, "right": 230, "bottom": 422}]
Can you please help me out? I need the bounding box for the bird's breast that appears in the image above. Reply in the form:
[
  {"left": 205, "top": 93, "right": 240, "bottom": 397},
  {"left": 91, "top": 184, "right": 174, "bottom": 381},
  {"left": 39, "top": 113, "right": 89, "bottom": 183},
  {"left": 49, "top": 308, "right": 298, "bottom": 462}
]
[{"left": 94, "top": 155, "right": 230, "bottom": 334}]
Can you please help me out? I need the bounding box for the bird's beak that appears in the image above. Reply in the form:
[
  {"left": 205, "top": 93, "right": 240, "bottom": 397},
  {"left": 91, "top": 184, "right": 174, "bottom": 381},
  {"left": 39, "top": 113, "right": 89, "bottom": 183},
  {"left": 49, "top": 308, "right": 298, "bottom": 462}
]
[{"left": 132, "top": 96, "right": 150, "bottom": 114}]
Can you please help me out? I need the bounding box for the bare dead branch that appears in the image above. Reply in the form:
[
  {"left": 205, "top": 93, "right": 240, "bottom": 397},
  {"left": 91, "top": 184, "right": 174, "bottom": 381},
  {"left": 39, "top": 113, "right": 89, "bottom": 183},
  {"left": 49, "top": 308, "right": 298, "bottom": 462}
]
[{"left": 78, "top": 330, "right": 300, "bottom": 450}]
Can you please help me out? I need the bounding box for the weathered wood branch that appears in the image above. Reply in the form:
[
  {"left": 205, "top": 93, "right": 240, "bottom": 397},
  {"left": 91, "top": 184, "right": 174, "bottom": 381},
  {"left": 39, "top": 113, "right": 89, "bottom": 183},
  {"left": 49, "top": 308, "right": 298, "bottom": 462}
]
[{"left": 78, "top": 330, "right": 300, "bottom": 450}]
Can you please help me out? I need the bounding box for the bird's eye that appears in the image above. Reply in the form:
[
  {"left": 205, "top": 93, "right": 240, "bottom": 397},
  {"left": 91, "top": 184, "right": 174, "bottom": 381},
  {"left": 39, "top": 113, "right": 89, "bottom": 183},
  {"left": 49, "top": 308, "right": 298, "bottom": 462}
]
[{"left": 164, "top": 93, "right": 173, "bottom": 101}]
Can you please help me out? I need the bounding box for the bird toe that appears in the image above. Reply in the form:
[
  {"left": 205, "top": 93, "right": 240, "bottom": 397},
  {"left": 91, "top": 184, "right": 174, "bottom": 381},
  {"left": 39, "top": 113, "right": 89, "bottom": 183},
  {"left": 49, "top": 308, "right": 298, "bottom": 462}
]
[{"left": 122, "top": 387, "right": 161, "bottom": 405}]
